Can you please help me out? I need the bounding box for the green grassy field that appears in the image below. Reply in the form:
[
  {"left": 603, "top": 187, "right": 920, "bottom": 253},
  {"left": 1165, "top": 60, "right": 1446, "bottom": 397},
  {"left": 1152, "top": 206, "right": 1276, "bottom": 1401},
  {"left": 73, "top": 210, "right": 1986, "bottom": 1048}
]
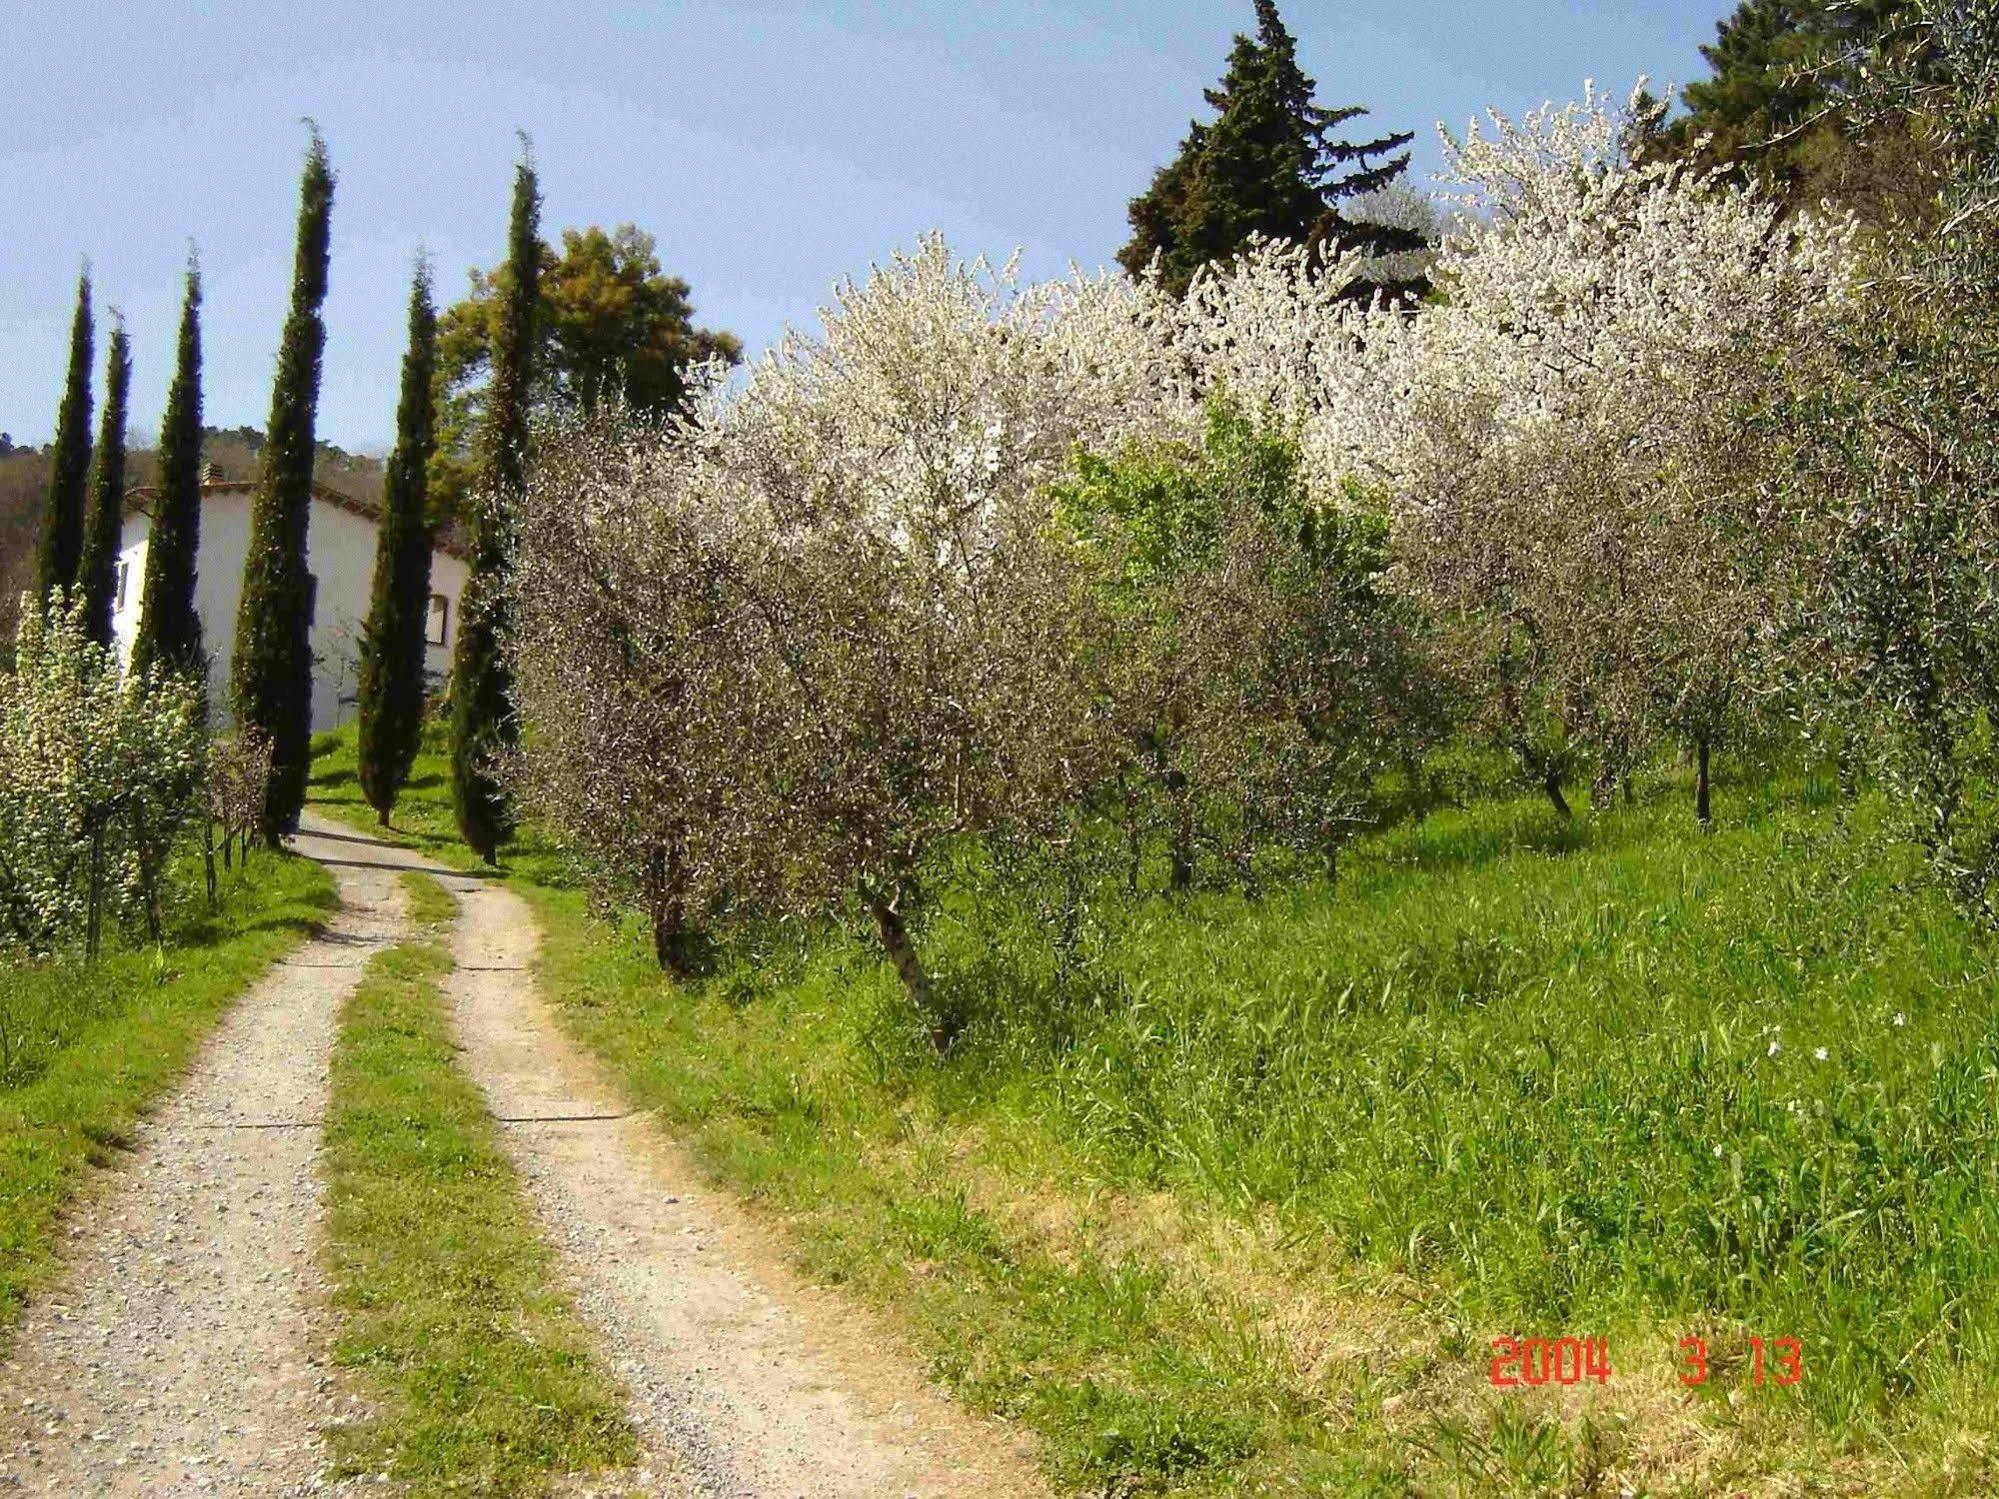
[
  {"left": 0, "top": 847, "right": 336, "bottom": 1346},
  {"left": 320, "top": 870, "right": 636, "bottom": 1495},
  {"left": 310, "top": 727, "right": 1999, "bottom": 1494}
]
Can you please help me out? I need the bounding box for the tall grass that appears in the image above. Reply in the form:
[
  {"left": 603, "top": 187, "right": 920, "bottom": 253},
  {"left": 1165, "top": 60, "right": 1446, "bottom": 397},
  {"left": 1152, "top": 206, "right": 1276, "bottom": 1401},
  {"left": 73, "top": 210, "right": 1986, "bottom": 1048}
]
[
  {"left": 311, "top": 725, "right": 1999, "bottom": 1489},
  {"left": 945, "top": 786, "right": 1999, "bottom": 1435}
]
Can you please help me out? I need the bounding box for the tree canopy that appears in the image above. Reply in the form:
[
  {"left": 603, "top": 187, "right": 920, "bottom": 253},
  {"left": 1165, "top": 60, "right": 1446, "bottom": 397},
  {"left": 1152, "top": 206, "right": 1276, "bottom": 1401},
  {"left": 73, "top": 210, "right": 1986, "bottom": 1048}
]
[
  {"left": 432, "top": 223, "right": 739, "bottom": 515},
  {"left": 1654, "top": 0, "right": 1923, "bottom": 219},
  {"left": 1118, "top": 0, "right": 1426, "bottom": 300}
]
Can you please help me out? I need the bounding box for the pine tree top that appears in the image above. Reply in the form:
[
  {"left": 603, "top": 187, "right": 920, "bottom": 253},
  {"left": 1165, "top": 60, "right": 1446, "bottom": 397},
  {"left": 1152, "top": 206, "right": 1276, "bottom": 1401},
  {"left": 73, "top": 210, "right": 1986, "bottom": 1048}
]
[{"left": 1119, "top": 0, "right": 1422, "bottom": 299}]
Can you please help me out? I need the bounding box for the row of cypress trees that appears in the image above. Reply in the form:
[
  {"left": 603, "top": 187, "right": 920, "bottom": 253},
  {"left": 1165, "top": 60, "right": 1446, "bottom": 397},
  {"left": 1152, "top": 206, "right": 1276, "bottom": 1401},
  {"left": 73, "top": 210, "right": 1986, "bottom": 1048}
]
[
  {"left": 36, "top": 260, "right": 199, "bottom": 677},
  {"left": 35, "top": 131, "right": 540, "bottom": 857}
]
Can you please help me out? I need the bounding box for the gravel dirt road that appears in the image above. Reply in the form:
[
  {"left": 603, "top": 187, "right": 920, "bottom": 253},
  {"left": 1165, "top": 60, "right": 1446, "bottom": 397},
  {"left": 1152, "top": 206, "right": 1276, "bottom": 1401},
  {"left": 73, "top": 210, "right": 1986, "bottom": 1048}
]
[
  {"left": 0, "top": 819, "right": 415, "bottom": 1496},
  {"left": 435, "top": 869, "right": 1047, "bottom": 1499},
  {"left": 0, "top": 812, "right": 1044, "bottom": 1497}
]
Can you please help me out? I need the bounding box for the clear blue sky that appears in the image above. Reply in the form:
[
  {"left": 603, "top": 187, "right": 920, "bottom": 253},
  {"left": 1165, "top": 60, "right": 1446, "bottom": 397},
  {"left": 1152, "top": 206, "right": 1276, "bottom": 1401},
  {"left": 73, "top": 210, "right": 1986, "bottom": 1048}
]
[{"left": 1, "top": 1, "right": 1727, "bottom": 452}]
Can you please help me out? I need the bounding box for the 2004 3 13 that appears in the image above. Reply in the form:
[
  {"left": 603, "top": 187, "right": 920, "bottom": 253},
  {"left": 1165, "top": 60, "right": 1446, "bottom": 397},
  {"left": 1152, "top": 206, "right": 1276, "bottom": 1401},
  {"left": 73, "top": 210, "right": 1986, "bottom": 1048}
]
[{"left": 1488, "top": 1335, "right": 1804, "bottom": 1388}]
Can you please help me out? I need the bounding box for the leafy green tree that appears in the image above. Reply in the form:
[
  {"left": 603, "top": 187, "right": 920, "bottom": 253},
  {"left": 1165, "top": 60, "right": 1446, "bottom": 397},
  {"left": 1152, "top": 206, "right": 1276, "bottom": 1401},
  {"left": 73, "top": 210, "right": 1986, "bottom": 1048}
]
[
  {"left": 1656, "top": 0, "right": 1921, "bottom": 217},
  {"left": 451, "top": 149, "right": 540, "bottom": 863},
  {"left": 1119, "top": 0, "right": 1424, "bottom": 299},
  {"left": 77, "top": 317, "right": 132, "bottom": 648},
  {"left": 132, "top": 259, "right": 205, "bottom": 685},
  {"left": 37, "top": 271, "right": 94, "bottom": 602},
  {"left": 355, "top": 261, "right": 439, "bottom": 826},
  {"left": 232, "top": 132, "right": 333, "bottom": 840},
  {"left": 431, "top": 221, "right": 738, "bottom": 517},
  {"left": 1052, "top": 399, "right": 1430, "bottom": 889}
]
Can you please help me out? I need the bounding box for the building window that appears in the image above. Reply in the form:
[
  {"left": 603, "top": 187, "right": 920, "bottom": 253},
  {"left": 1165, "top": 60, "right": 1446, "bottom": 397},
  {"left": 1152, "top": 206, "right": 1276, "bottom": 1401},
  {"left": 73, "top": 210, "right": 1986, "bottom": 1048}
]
[
  {"left": 427, "top": 593, "right": 449, "bottom": 647},
  {"left": 115, "top": 560, "right": 129, "bottom": 610}
]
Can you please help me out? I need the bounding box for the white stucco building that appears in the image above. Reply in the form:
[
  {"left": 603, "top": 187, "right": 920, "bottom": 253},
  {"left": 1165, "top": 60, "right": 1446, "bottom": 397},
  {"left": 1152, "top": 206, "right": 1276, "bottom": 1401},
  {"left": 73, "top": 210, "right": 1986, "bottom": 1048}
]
[{"left": 111, "top": 480, "right": 470, "bottom": 731}]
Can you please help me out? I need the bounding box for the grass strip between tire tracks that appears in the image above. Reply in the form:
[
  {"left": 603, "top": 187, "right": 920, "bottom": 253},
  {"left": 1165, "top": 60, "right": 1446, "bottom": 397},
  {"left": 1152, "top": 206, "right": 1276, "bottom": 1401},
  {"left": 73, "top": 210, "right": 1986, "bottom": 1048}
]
[{"left": 320, "top": 868, "right": 637, "bottom": 1495}]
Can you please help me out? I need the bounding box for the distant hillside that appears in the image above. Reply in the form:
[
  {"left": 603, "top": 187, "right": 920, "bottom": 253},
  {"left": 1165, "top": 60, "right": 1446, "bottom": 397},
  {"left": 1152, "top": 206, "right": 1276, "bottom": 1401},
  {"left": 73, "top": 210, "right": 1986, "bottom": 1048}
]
[{"left": 0, "top": 430, "right": 385, "bottom": 655}]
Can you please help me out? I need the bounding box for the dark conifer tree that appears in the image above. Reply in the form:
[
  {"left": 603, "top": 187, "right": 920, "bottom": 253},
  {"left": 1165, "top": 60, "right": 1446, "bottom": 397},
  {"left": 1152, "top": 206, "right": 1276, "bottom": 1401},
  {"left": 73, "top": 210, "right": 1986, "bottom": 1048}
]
[
  {"left": 1653, "top": 0, "right": 1917, "bottom": 218},
  {"left": 450, "top": 148, "right": 540, "bottom": 864},
  {"left": 1119, "top": 0, "right": 1426, "bottom": 300},
  {"left": 78, "top": 317, "right": 132, "bottom": 648},
  {"left": 356, "top": 260, "right": 439, "bottom": 826},
  {"left": 232, "top": 131, "right": 334, "bottom": 841},
  {"left": 38, "top": 270, "right": 94, "bottom": 602},
  {"left": 132, "top": 259, "right": 205, "bottom": 684}
]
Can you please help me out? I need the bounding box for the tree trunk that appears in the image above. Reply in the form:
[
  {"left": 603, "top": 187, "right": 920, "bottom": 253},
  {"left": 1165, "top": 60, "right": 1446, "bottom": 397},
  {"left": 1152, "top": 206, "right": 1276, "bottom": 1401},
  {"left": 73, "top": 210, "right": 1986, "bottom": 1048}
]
[
  {"left": 1696, "top": 737, "right": 1712, "bottom": 825},
  {"left": 204, "top": 818, "right": 218, "bottom": 906},
  {"left": 1543, "top": 770, "right": 1573, "bottom": 820},
  {"left": 85, "top": 822, "right": 104, "bottom": 962},
  {"left": 1592, "top": 757, "right": 1617, "bottom": 811},
  {"left": 643, "top": 842, "right": 699, "bottom": 978},
  {"left": 651, "top": 894, "right": 697, "bottom": 977},
  {"left": 869, "top": 895, "right": 944, "bottom": 1051},
  {"left": 377, "top": 803, "right": 391, "bottom": 828},
  {"left": 1167, "top": 769, "right": 1194, "bottom": 892},
  {"left": 1622, "top": 774, "right": 1635, "bottom": 806}
]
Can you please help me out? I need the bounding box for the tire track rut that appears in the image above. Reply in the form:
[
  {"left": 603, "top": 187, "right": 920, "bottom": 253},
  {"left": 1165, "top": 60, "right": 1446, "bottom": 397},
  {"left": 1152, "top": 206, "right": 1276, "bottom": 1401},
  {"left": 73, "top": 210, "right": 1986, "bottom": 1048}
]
[{"left": 0, "top": 822, "right": 411, "bottom": 1496}]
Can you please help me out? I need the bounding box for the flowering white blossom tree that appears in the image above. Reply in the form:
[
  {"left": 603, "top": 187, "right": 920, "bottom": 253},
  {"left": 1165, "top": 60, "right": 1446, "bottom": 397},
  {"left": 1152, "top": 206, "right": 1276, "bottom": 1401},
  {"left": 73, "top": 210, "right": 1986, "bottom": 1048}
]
[
  {"left": 506, "top": 240, "right": 1179, "bottom": 1039},
  {"left": 1370, "top": 86, "right": 1852, "bottom": 813},
  {"left": 0, "top": 599, "right": 206, "bottom": 957}
]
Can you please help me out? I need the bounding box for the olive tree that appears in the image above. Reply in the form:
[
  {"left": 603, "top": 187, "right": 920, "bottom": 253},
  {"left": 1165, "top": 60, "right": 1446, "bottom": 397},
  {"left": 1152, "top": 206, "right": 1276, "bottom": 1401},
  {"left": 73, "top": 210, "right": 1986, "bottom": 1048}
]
[
  {"left": 1050, "top": 397, "right": 1429, "bottom": 889},
  {"left": 1780, "top": 0, "right": 1999, "bottom": 913},
  {"left": 504, "top": 408, "right": 785, "bottom": 975},
  {"left": 706, "top": 242, "right": 1170, "bottom": 1043}
]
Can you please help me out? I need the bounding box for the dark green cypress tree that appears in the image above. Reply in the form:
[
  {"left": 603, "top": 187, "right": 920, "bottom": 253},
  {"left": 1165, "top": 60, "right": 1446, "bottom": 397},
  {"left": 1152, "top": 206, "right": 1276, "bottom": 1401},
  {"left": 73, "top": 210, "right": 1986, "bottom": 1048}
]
[
  {"left": 131, "top": 258, "right": 205, "bottom": 684},
  {"left": 78, "top": 317, "right": 132, "bottom": 649},
  {"left": 232, "top": 131, "right": 334, "bottom": 841},
  {"left": 450, "top": 148, "right": 540, "bottom": 864},
  {"left": 1118, "top": 0, "right": 1424, "bottom": 300},
  {"left": 38, "top": 270, "right": 94, "bottom": 602},
  {"left": 356, "top": 259, "right": 439, "bottom": 826}
]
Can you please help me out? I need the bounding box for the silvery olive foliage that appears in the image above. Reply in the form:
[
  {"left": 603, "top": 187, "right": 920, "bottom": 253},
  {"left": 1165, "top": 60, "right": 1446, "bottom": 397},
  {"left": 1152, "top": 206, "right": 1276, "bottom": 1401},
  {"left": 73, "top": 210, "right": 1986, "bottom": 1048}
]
[
  {"left": 0, "top": 598, "right": 207, "bottom": 957},
  {"left": 1781, "top": 0, "right": 1999, "bottom": 917}
]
